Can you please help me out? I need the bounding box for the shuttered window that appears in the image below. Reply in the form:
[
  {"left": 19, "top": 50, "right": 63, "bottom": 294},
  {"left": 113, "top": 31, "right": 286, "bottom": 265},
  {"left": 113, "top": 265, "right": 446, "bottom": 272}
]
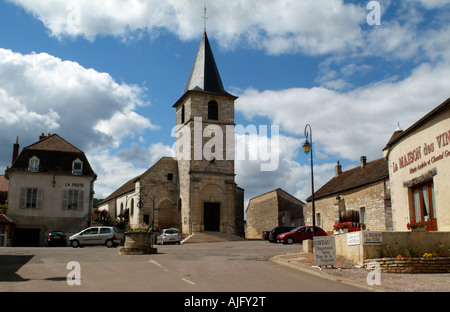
[
  {"left": 20, "top": 188, "right": 43, "bottom": 209},
  {"left": 62, "top": 190, "right": 84, "bottom": 210}
]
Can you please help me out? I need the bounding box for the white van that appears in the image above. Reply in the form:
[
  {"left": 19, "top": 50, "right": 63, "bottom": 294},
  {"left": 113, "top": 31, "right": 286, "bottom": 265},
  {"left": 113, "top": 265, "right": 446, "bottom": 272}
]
[{"left": 69, "top": 226, "right": 121, "bottom": 248}]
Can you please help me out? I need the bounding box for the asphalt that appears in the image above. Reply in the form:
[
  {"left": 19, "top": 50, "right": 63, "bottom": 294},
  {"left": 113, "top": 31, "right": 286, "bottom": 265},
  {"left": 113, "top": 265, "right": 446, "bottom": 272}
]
[
  {"left": 269, "top": 252, "right": 386, "bottom": 292},
  {"left": 270, "top": 251, "right": 449, "bottom": 292}
]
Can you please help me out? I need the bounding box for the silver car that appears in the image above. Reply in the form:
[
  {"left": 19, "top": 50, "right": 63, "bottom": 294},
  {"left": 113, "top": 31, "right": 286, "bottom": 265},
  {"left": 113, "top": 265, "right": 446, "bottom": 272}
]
[
  {"left": 69, "top": 226, "right": 121, "bottom": 248},
  {"left": 157, "top": 228, "right": 181, "bottom": 245}
]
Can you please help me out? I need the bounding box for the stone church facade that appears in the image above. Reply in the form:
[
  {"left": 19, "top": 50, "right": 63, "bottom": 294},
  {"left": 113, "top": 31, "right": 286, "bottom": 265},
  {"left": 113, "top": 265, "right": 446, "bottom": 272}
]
[{"left": 100, "top": 31, "right": 244, "bottom": 236}]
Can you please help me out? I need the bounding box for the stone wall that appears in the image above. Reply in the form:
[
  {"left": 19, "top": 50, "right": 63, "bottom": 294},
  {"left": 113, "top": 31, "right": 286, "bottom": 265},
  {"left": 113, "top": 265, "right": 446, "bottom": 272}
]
[
  {"left": 305, "top": 180, "right": 390, "bottom": 233},
  {"left": 364, "top": 257, "right": 450, "bottom": 273},
  {"left": 333, "top": 230, "right": 450, "bottom": 266},
  {"left": 245, "top": 191, "right": 278, "bottom": 239},
  {"left": 245, "top": 189, "right": 305, "bottom": 239}
]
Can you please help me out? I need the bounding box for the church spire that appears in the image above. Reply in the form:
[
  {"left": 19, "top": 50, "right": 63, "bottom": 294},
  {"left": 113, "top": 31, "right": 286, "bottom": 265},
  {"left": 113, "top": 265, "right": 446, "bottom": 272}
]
[{"left": 183, "top": 31, "right": 232, "bottom": 97}]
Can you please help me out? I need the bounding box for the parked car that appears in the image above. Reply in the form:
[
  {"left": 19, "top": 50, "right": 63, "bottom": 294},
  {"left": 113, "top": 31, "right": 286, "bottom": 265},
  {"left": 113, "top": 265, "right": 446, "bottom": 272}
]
[
  {"left": 277, "top": 226, "right": 327, "bottom": 244},
  {"left": 69, "top": 226, "right": 121, "bottom": 248},
  {"left": 262, "top": 228, "right": 274, "bottom": 240},
  {"left": 47, "top": 231, "right": 67, "bottom": 247},
  {"left": 268, "top": 226, "right": 297, "bottom": 242},
  {"left": 157, "top": 228, "right": 181, "bottom": 245}
]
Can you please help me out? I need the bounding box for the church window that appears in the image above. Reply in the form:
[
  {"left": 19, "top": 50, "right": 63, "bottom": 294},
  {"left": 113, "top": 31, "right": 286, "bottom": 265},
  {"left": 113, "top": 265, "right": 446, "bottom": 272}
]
[
  {"left": 181, "top": 105, "right": 185, "bottom": 124},
  {"left": 208, "top": 101, "right": 218, "bottom": 120}
]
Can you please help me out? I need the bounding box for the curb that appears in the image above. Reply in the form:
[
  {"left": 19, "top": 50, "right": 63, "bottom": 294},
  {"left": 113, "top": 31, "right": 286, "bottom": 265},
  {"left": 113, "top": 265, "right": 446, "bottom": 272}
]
[{"left": 269, "top": 253, "right": 388, "bottom": 292}]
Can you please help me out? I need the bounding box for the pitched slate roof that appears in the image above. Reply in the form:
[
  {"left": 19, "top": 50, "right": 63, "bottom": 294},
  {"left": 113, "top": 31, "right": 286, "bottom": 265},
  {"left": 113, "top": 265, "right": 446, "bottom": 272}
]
[
  {"left": 8, "top": 134, "right": 96, "bottom": 177},
  {"left": 306, "top": 158, "right": 389, "bottom": 202},
  {"left": 184, "top": 31, "right": 232, "bottom": 96}
]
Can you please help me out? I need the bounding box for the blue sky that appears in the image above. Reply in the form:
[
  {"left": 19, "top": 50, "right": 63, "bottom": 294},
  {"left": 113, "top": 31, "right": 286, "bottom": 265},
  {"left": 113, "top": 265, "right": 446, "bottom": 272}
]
[{"left": 1, "top": 0, "right": 450, "bottom": 206}]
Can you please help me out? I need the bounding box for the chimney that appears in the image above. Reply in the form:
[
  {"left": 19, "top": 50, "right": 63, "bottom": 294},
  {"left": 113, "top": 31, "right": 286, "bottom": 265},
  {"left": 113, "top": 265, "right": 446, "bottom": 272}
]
[
  {"left": 360, "top": 156, "right": 367, "bottom": 168},
  {"left": 39, "top": 133, "right": 47, "bottom": 140},
  {"left": 12, "top": 136, "right": 19, "bottom": 164},
  {"left": 335, "top": 160, "right": 342, "bottom": 177}
]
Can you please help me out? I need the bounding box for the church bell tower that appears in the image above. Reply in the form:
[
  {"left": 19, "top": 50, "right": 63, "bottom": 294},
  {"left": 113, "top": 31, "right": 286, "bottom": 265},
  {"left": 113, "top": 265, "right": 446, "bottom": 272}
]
[{"left": 173, "top": 31, "right": 241, "bottom": 235}]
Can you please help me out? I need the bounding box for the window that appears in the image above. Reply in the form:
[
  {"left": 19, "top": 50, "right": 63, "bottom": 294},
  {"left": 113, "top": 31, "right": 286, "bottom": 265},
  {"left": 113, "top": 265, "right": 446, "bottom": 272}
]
[
  {"left": 411, "top": 181, "right": 437, "bottom": 231},
  {"left": 28, "top": 156, "right": 40, "bottom": 172},
  {"left": 181, "top": 105, "right": 185, "bottom": 124},
  {"left": 72, "top": 158, "right": 83, "bottom": 175},
  {"left": 167, "top": 173, "right": 173, "bottom": 181},
  {"left": 62, "top": 190, "right": 84, "bottom": 210},
  {"left": 208, "top": 100, "right": 218, "bottom": 120},
  {"left": 100, "top": 228, "right": 111, "bottom": 234},
  {"left": 68, "top": 190, "right": 79, "bottom": 210},
  {"left": 316, "top": 213, "right": 321, "bottom": 227},
  {"left": 26, "top": 188, "right": 38, "bottom": 208},
  {"left": 20, "top": 187, "right": 43, "bottom": 209},
  {"left": 360, "top": 207, "right": 366, "bottom": 224}
]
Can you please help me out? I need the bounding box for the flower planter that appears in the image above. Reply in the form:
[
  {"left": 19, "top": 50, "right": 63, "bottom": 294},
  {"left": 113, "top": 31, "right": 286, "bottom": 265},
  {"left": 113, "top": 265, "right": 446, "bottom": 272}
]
[
  {"left": 411, "top": 227, "right": 426, "bottom": 232},
  {"left": 119, "top": 232, "right": 157, "bottom": 255}
]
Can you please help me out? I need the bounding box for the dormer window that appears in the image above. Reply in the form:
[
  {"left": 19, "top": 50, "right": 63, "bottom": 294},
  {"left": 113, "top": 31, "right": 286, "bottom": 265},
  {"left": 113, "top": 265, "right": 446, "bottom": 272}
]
[
  {"left": 28, "top": 156, "right": 40, "bottom": 172},
  {"left": 72, "top": 158, "right": 83, "bottom": 175}
]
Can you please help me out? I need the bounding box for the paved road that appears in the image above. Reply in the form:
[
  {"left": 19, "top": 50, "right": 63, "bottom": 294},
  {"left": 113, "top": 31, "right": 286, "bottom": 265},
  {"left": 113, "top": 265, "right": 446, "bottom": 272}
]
[{"left": 0, "top": 240, "right": 367, "bottom": 292}]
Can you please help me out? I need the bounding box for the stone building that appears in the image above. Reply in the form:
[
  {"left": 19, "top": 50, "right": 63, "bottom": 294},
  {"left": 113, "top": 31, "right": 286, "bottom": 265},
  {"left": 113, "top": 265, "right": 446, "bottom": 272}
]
[
  {"left": 305, "top": 157, "right": 391, "bottom": 234},
  {"left": 245, "top": 188, "right": 305, "bottom": 239},
  {"left": 383, "top": 97, "right": 450, "bottom": 231},
  {"left": 5, "top": 134, "right": 97, "bottom": 246},
  {"left": 100, "top": 31, "right": 244, "bottom": 236}
]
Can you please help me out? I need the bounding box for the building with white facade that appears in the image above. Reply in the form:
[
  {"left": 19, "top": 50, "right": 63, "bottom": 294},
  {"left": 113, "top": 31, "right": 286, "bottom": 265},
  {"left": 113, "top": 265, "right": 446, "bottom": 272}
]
[{"left": 5, "top": 134, "right": 97, "bottom": 246}]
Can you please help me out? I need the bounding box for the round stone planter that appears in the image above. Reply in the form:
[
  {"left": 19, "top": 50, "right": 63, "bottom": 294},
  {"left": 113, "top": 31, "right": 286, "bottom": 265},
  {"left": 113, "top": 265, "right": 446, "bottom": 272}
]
[{"left": 119, "top": 232, "right": 157, "bottom": 255}]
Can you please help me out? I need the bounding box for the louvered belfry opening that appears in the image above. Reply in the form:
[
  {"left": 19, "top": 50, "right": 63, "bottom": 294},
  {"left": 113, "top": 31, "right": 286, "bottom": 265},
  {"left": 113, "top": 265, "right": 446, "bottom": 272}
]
[{"left": 208, "top": 100, "right": 218, "bottom": 120}]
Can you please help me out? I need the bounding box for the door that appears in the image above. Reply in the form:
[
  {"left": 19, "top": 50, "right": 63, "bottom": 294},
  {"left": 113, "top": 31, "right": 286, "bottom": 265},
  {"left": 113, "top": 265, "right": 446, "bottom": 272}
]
[
  {"left": 79, "top": 227, "right": 100, "bottom": 244},
  {"left": 204, "top": 203, "right": 220, "bottom": 231},
  {"left": 0, "top": 227, "right": 6, "bottom": 247},
  {"left": 14, "top": 228, "right": 40, "bottom": 247},
  {"left": 412, "top": 181, "right": 437, "bottom": 231},
  {"left": 295, "top": 227, "right": 313, "bottom": 242}
]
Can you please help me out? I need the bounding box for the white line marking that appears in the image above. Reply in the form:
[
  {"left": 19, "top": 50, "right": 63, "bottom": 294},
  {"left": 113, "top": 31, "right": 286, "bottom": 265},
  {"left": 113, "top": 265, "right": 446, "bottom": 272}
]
[
  {"left": 149, "top": 260, "right": 168, "bottom": 272},
  {"left": 182, "top": 278, "right": 196, "bottom": 285}
]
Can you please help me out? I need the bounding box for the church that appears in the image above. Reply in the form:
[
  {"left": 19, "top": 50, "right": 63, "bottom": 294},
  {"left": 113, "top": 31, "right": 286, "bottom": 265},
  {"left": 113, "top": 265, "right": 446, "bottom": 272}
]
[{"left": 99, "top": 31, "right": 245, "bottom": 236}]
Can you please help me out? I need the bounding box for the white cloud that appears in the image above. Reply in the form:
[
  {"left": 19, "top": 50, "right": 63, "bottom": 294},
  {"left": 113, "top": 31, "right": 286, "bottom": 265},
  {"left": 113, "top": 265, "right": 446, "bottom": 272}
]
[
  {"left": 236, "top": 59, "right": 450, "bottom": 163},
  {"left": 8, "top": 0, "right": 366, "bottom": 55},
  {"left": 0, "top": 48, "right": 155, "bottom": 168}
]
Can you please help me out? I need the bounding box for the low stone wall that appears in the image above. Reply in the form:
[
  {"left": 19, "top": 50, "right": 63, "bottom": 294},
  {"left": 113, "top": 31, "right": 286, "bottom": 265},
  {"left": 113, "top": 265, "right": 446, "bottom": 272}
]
[
  {"left": 365, "top": 257, "right": 450, "bottom": 273},
  {"left": 333, "top": 231, "right": 450, "bottom": 266}
]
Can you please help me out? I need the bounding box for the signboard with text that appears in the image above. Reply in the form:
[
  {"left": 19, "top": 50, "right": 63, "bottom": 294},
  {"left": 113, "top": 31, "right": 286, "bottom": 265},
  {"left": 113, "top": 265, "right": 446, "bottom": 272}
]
[
  {"left": 314, "top": 236, "right": 336, "bottom": 266},
  {"left": 363, "top": 232, "right": 383, "bottom": 245}
]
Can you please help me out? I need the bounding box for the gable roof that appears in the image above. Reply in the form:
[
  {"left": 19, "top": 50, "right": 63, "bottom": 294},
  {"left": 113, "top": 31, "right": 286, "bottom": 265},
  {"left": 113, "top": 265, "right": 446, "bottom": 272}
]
[
  {"left": 99, "top": 157, "right": 177, "bottom": 205},
  {"left": 384, "top": 96, "right": 450, "bottom": 151},
  {"left": 99, "top": 174, "right": 142, "bottom": 205},
  {"left": 246, "top": 188, "right": 305, "bottom": 212},
  {"left": 25, "top": 134, "right": 82, "bottom": 153},
  {"left": 8, "top": 134, "right": 95, "bottom": 177},
  {"left": 306, "top": 158, "right": 389, "bottom": 202},
  {"left": 0, "top": 175, "right": 8, "bottom": 192}
]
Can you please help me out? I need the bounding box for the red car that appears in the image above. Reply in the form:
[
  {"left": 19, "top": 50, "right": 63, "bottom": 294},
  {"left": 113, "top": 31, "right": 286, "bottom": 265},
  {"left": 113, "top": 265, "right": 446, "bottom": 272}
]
[{"left": 277, "top": 226, "right": 327, "bottom": 244}]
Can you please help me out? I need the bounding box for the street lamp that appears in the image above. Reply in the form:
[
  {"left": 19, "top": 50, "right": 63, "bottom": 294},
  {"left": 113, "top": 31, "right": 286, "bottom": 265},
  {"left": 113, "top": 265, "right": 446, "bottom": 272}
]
[{"left": 303, "top": 124, "right": 316, "bottom": 238}]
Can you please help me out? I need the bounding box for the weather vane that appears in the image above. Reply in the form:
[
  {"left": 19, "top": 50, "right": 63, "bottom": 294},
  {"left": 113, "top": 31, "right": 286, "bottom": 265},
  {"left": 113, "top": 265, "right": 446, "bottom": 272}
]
[{"left": 202, "top": 1, "right": 208, "bottom": 31}]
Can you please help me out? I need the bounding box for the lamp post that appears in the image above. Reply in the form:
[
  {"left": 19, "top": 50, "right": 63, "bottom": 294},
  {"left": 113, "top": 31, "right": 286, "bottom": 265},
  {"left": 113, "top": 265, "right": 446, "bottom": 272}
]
[{"left": 303, "top": 124, "right": 316, "bottom": 238}]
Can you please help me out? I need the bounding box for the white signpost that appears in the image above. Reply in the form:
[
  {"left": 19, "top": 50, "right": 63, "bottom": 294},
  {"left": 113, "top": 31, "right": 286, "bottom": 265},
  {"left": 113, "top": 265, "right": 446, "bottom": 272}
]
[{"left": 313, "top": 236, "right": 336, "bottom": 267}]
